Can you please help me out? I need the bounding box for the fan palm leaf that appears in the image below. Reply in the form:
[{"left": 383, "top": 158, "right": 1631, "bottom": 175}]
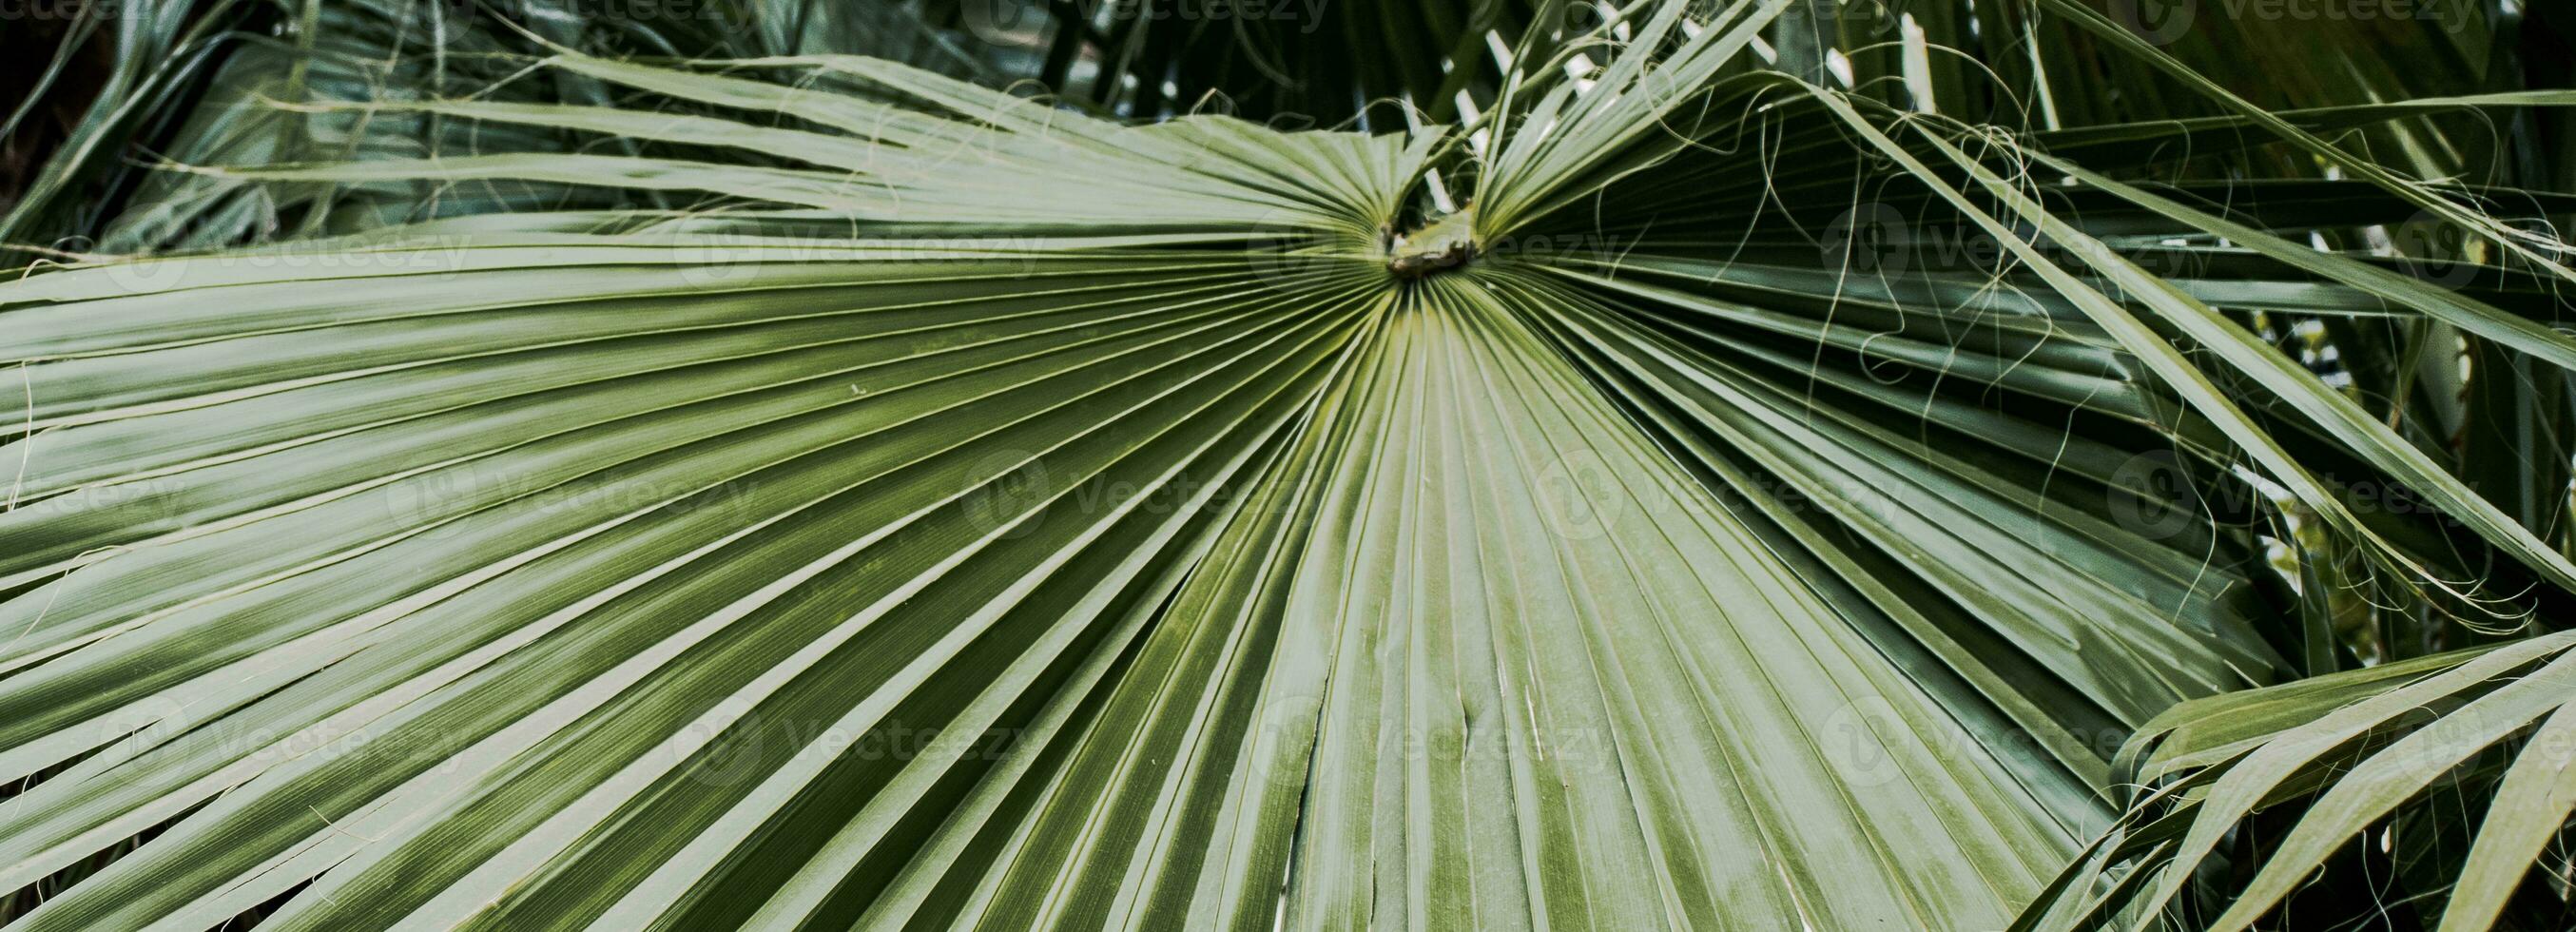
[{"left": 4, "top": 1, "right": 2575, "bottom": 928}]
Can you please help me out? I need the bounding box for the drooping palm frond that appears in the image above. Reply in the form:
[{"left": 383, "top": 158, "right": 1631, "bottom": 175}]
[
  {"left": 0, "top": 0, "right": 1019, "bottom": 263},
  {"left": 2019, "top": 632, "right": 2576, "bottom": 931},
  {"left": 6, "top": 1, "right": 2576, "bottom": 928}
]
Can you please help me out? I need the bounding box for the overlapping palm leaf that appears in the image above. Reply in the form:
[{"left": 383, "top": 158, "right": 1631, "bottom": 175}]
[{"left": 2017, "top": 631, "right": 2576, "bottom": 931}]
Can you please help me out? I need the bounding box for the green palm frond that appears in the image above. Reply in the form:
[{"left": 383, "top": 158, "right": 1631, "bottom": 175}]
[
  {"left": 0, "top": 0, "right": 1019, "bottom": 262},
  {"left": 6, "top": 1, "right": 2576, "bottom": 928},
  {"left": 2021, "top": 633, "right": 2576, "bottom": 931}
]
